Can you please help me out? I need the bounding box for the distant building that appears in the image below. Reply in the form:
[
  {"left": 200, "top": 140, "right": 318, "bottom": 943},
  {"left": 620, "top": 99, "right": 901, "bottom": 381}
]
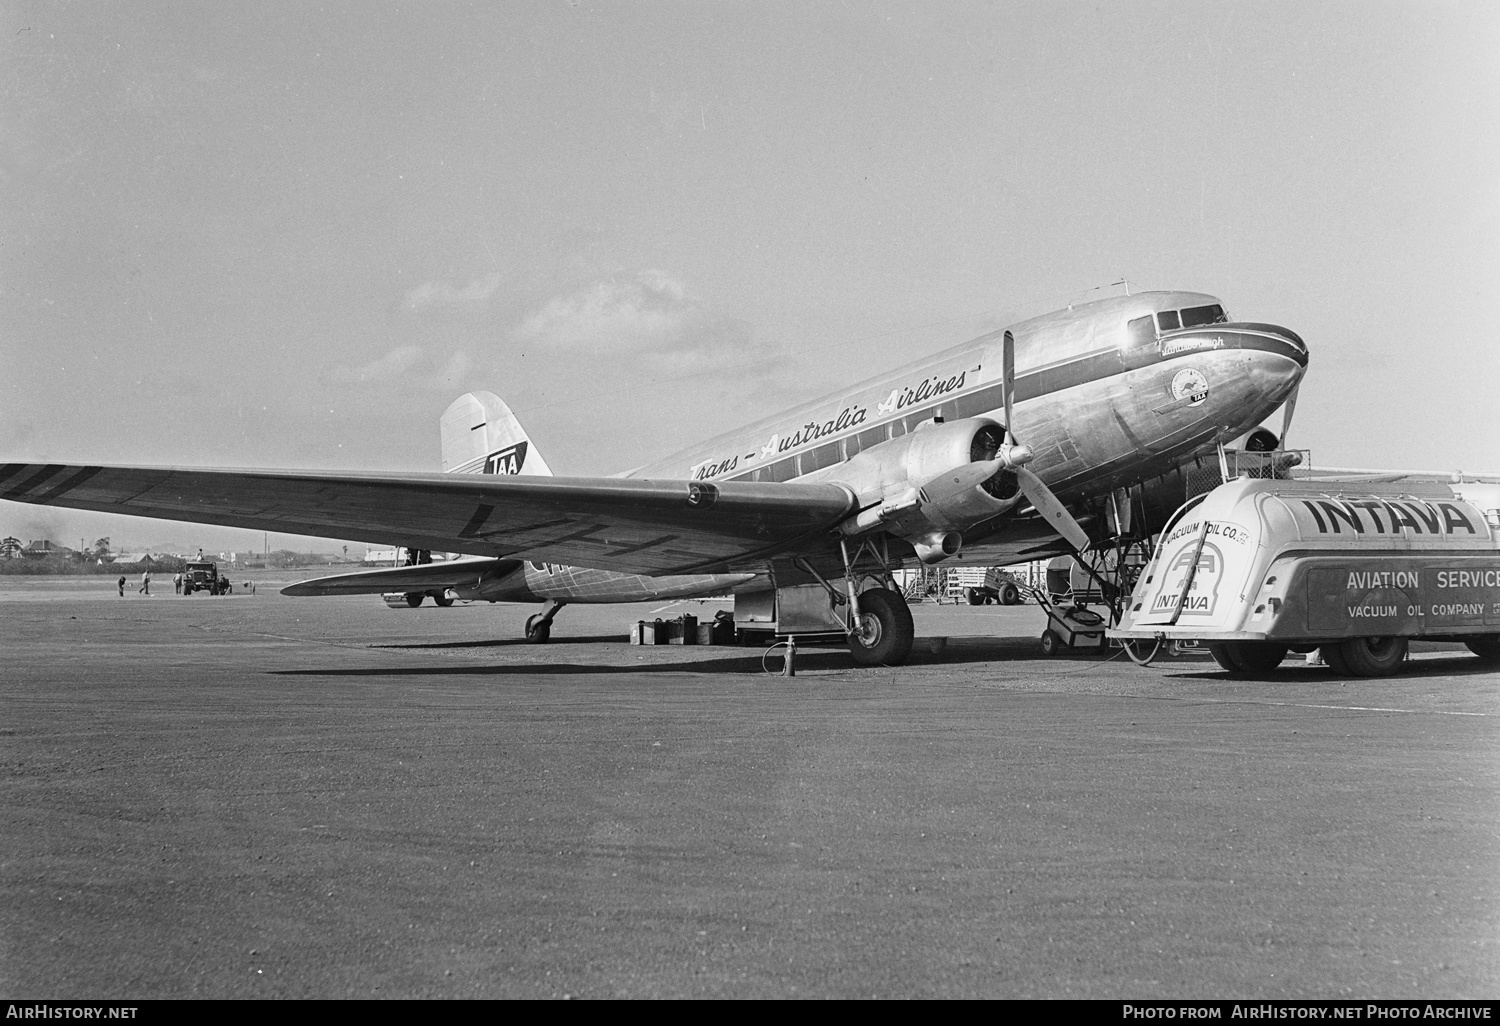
[
  {"left": 364, "top": 547, "right": 451, "bottom": 564},
  {"left": 22, "top": 540, "right": 73, "bottom": 558},
  {"left": 1, "top": 537, "right": 21, "bottom": 559}
]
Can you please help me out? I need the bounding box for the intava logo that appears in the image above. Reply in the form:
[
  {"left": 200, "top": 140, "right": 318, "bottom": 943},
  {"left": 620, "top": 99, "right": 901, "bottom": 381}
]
[{"left": 1150, "top": 541, "right": 1225, "bottom": 616}]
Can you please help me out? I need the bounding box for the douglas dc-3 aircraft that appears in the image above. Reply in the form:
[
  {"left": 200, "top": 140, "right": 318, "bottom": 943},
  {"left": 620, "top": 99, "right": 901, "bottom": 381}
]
[{"left": 1, "top": 291, "right": 1308, "bottom": 665}]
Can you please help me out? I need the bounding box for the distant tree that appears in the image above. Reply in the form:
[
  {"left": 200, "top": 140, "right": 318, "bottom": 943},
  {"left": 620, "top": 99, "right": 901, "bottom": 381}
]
[{"left": 92, "top": 537, "right": 111, "bottom": 560}]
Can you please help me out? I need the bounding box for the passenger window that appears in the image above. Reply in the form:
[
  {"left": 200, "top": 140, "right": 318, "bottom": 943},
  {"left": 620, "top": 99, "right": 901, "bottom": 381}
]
[
  {"left": 889, "top": 420, "right": 907, "bottom": 438},
  {"left": 802, "top": 442, "right": 842, "bottom": 474},
  {"left": 855, "top": 425, "right": 888, "bottom": 452},
  {"left": 1126, "top": 315, "right": 1156, "bottom": 347},
  {"left": 1180, "top": 304, "right": 1226, "bottom": 327},
  {"left": 768, "top": 457, "right": 798, "bottom": 482},
  {"left": 1157, "top": 309, "right": 1181, "bottom": 332}
]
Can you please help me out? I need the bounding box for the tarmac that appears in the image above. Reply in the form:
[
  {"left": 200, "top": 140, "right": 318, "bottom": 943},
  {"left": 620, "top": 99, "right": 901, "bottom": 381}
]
[{"left": 1, "top": 573, "right": 1497, "bottom": 998}]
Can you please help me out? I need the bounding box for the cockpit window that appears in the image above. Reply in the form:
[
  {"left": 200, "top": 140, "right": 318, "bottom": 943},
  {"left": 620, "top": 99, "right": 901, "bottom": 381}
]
[
  {"left": 1179, "top": 303, "right": 1227, "bottom": 327},
  {"left": 1156, "top": 309, "right": 1181, "bottom": 332},
  {"left": 1126, "top": 315, "right": 1156, "bottom": 348}
]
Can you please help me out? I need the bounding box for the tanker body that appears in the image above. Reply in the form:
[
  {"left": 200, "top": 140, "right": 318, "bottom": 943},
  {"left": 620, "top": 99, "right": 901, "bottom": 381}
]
[{"left": 1110, "top": 477, "right": 1500, "bottom": 676}]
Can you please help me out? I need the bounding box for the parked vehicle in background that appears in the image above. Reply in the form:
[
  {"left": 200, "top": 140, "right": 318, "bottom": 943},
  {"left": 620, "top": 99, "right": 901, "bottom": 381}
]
[
  {"left": 953, "top": 566, "right": 1027, "bottom": 605},
  {"left": 182, "top": 561, "right": 226, "bottom": 595}
]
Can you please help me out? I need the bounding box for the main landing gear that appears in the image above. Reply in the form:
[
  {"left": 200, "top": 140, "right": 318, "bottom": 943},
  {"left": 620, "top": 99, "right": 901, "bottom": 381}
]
[
  {"left": 525, "top": 599, "right": 566, "bottom": 643},
  {"left": 796, "top": 538, "right": 915, "bottom": 667},
  {"left": 847, "top": 588, "right": 915, "bottom": 667}
]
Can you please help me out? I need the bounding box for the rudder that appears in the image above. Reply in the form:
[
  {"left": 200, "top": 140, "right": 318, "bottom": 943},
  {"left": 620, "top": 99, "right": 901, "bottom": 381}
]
[{"left": 440, "top": 391, "right": 555, "bottom": 476}]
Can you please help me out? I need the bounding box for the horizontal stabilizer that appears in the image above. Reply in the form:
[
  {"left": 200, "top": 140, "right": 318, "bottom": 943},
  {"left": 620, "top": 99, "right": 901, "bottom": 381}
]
[{"left": 281, "top": 557, "right": 520, "bottom": 596}]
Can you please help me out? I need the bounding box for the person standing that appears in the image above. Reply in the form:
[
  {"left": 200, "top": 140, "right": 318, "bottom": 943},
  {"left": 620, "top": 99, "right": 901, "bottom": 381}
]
[
  {"left": 139, "top": 569, "right": 151, "bottom": 595},
  {"left": 174, "top": 572, "right": 182, "bottom": 595},
  {"left": 117, "top": 576, "right": 126, "bottom": 597}
]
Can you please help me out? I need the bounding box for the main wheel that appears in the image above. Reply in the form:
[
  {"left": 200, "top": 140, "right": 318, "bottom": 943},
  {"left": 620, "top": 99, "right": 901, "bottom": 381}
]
[
  {"left": 999, "top": 583, "right": 1020, "bottom": 606},
  {"left": 1039, "top": 629, "right": 1061, "bottom": 657},
  {"left": 524, "top": 614, "right": 552, "bottom": 644},
  {"left": 405, "top": 592, "right": 424, "bottom": 608},
  {"left": 431, "top": 592, "right": 454, "bottom": 607},
  {"left": 1338, "top": 636, "right": 1407, "bottom": 677},
  {"left": 1225, "top": 642, "right": 1288, "bottom": 674},
  {"left": 1465, "top": 637, "right": 1500, "bottom": 665},
  {"left": 847, "top": 589, "right": 914, "bottom": 666}
]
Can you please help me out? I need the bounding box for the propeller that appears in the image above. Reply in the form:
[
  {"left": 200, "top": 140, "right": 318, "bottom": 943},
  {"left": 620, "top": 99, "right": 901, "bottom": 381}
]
[
  {"left": 1279, "top": 382, "right": 1300, "bottom": 449},
  {"left": 1000, "top": 330, "right": 1091, "bottom": 551}
]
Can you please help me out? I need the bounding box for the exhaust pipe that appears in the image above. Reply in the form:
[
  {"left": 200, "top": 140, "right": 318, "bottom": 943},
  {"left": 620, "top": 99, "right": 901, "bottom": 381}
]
[{"left": 913, "top": 530, "right": 962, "bottom": 564}]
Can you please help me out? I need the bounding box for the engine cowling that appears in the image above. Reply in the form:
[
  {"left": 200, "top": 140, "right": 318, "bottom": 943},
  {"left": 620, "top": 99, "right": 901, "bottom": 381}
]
[{"left": 827, "top": 417, "right": 1026, "bottom": 559}]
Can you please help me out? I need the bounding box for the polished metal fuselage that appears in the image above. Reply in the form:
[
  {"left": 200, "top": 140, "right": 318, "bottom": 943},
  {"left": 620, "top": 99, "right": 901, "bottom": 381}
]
[{"left": 493, "top": 291, "right": 1306, "bottom": 597}]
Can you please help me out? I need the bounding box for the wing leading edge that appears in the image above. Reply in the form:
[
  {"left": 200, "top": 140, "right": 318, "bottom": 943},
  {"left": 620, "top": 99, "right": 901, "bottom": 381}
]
[{"left": 0, "top": 463, "right": 857, "bottom": 576}]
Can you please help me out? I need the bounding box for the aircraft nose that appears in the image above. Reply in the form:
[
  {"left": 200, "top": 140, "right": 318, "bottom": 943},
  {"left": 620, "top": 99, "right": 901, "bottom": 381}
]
[{"left": 1232, "top": 322, "right": 1308, "bottom": 368}]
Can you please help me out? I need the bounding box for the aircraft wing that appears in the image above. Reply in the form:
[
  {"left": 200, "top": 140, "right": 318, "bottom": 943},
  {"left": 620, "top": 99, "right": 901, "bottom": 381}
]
[
  {"left": 280, "top": 557, "right": 520, "bottom": 597},
  {"left": 0, "top": 463, "right": 857, "bottom": 575}
]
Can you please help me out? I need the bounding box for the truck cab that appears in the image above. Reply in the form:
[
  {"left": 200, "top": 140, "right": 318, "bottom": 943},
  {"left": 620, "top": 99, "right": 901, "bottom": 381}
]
[{"left": 183, "top": 561, "right": 225, "bottom": 595}]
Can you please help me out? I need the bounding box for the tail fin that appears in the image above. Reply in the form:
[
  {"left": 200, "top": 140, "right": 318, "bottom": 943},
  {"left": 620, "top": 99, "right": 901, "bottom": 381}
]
[{"left": 440, "top": 391, "right": 555, "bottom": 476}]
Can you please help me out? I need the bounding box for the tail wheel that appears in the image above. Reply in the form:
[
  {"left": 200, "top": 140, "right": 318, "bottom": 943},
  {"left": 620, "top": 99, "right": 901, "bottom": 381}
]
[
  {"left": 1465, "top": 637, "right": 1500, "bottom": 665},
  {"left": 847, "top": 589, "right": 914, "bottom": 666},
  {"left": 525, "top": 614, "right": 551, "bottom": 644},
  {"left": 405, "top": 592, "right": 424, "bottom": 608},
  {"left": 431, "top": 592, "right": 454, "bottom": 607},
  {"left": 1338, "top": 636, "right": 1407, "bottom": 677},
  {"left": 999, "top": 583, "right": 1020, "bottom": 606}
]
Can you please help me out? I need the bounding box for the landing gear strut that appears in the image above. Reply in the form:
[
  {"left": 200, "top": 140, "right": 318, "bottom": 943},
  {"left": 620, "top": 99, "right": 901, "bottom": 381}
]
[
  {"left": 525, "top": 599, "right": 566, "bottom": 643},
  {"left": 829, "top": 537, "right": 914, "bottom": 666}
]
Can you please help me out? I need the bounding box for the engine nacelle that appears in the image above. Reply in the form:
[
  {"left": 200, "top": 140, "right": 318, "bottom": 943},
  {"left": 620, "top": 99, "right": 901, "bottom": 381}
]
[{"left": 828, "top": 417, "right": 1025, "bottom": 555}]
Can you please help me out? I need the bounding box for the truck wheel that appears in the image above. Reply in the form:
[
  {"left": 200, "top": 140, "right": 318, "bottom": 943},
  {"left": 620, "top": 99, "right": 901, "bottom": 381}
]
[
  {"left": 848, "top": 589, "right": 914, "bottom": 666},
  {"left": 1208, "top": 643, "right": 1240, "bottom": 673},
  {"left": 1338, "top": 636, "right": 1407, "bottom": 677},
  {"left": 1320, "top": 644, "right": 1352, "bottom": 676},
  {"left": 1465, "top": 637, "right": 1500, "bottom": 665},
  {"left": 1039, "top": 630, "right": 1061, "bottom": 657},
  {"left": 1226, "top": 642, "right": 1288, "bottom": 674},
  {"left": 405, "top": 592, "right": 424, "bottom": 608},
  {"left": 431, "top": 592, "right": 454, "bottom": 607},
  {"left": 1000, "top": 583, "right": 1020, "bottom": 606},
  {"left": 965, "top": 587, "right": 982, "bottom": 606}
]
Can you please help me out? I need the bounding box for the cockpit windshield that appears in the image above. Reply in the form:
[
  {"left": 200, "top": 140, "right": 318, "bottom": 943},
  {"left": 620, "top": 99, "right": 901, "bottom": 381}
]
[
  {"left": 1125, "top": 302, "right": 1231, "bottom": 348},
  {"left": 1179, "top": 303, "right": 1227, "bottom": 327}
]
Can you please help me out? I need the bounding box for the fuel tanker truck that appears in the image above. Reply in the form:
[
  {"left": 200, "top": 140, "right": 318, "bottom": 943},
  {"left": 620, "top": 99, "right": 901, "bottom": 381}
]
[{"left": 1109, "top": 477, "right": 1500, "bottom": 676}]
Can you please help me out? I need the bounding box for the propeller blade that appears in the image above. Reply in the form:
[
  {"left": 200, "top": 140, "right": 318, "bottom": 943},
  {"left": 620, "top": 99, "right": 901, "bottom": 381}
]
[
  {"left": 1002, "top": 330, "right": 1016, "bottom": 446},
  {"left": 1279, "top": 383, "right": 1300, "bottom": 448},
  {"left": 1018, "top": 467, "right": 1090, "bottom": 551}
]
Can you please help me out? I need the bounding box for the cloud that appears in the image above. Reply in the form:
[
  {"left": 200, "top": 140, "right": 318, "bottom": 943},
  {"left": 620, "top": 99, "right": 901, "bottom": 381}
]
[
  {"left": 514, "top": 270, "right": 750, "bottom": 359},
  {"left": 403, "top": 272, "right": 504, "bottom": 313},
  {"left": 327, "top": 346, "right": 472, "bottom": 389},
  {"left": 328, "top": 345, "right": 426, "bottom": 384}
]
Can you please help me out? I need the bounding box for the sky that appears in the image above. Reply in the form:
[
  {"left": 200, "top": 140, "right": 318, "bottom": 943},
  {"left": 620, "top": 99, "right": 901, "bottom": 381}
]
[{"left": 3, "top": 1, "right": 1497, "bottom": 554}]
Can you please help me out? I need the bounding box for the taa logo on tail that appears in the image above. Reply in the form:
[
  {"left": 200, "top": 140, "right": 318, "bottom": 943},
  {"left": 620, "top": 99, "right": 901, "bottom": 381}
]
[{"left": 484, "top": 441, "right": 529, "bottom": 475}]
